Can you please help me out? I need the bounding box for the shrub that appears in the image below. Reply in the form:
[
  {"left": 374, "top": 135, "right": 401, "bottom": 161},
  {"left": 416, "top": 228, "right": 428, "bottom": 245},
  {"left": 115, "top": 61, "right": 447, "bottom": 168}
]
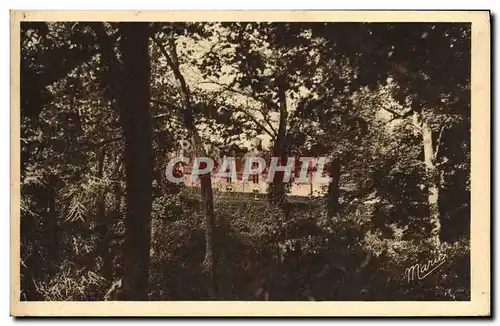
[{"left": 32, "top": 261, "right": 109, "bottom": 301}]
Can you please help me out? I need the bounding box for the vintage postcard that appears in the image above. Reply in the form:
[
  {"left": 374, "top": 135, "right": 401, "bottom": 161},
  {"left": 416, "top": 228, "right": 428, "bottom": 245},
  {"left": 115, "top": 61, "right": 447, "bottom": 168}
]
[{"left": 10, "top": 10, "right": 490, "bottom": 316}]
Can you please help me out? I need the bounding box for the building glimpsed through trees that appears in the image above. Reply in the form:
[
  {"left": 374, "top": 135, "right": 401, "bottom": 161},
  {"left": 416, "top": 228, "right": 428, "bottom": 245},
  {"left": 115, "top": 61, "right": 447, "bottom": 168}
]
[{"left": 20, "top": 21, "right": 471, "bottom": 301}]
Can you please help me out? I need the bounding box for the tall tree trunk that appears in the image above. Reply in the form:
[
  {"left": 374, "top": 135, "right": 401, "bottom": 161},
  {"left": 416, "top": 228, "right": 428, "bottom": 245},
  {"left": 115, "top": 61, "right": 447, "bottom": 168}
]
[
  {"left": 153, "top": 36, "right": 216, "bottom": 298},
  {"left": 421, "top": 119, "right": 441, "bottom": 247},
  {"left": 96, "top": 151, "right": 112, "bottom": 281},
  {"left": 199, "top": 170, "right": 216, "bottom": 298},
  {"left": 155, "top": 132, "right": 167, "bottom": 191},
  {"left": 107, "top": 172, "right": 123, "bottom": 282},
  {"left": 326, "top": 158, "right": 341, "bottom": 218},
  {"left": 268, "top": 79, "right": 288, "bottom": 210},
  {"left": 21, "top": 217, "right": 40, "bottom": 300},
  {"left": 43, "top": 176, "right": 59, "bottom": 277},
  {"left": 116, "top": 23, "right": 153, "bottom": 300}
]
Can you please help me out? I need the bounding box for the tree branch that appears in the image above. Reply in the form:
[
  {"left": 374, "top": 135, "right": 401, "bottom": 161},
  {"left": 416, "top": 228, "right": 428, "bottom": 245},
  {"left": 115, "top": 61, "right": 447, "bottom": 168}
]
[
  {"left": 150, "top": 99, "right": 181, "bottom": 111},
  {"left": 197, "top": 80, "right": 278, "bottom": 138},
  {"left": 380, "top": 106, "right": 422, "bottom": 133},
  {"left": 233, "top": 105, "right": 277, "bottom": 139},
  {"left": 433, "top": 124, "right": 446, "bottom": 161},
  {"left": 381, "top": 106, "right": 413, "bottom": 120},
  {"left": 198, "top": 79, "right": 277, "bottom": 111}
]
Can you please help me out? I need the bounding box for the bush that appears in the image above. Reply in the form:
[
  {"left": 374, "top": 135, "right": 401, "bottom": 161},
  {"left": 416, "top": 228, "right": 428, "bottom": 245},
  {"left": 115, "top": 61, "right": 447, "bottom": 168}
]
[{"left": 32, "top": 261, "right": 109, "bottom": 301}]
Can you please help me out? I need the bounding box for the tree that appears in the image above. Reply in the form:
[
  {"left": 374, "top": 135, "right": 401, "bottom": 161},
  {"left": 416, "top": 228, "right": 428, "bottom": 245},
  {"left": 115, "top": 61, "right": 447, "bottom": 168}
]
[
  {"left": 152, "top": 23, "right": 217, "bottom": 298},
  {"left": 20, "top": 22, "right": 101, "bottom": 299},
  {"left": 19, "top": 21, "right": 472, "bottom": 302},
  {"left": 114, "top": 22, "right": 153, "bottom": 300},
  {"left": 94, "top": 22, "right": 153, "bottom": 300},
  {"left": 198, "top": 22, "right": 324, "bottom": 210},
  {"left": 310, "top": 23, "right": 470, "bottom": 245}
]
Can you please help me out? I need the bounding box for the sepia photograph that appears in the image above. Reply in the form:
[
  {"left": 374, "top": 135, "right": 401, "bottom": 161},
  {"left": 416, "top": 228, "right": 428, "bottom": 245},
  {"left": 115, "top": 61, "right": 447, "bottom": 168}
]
[{"left": 10, "top": 10, "right": 490, "bottom": 316}]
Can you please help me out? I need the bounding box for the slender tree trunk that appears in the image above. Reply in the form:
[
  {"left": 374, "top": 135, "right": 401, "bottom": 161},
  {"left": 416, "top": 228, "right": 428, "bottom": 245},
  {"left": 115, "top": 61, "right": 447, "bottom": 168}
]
[
  {"left": 155, "top": 132, "right": 167, "bottom": 191},
  {"left": 96, "top": 151, "right": 112, "bottom": 281},
  {"left": 326, "top": 158, "right": 341, "bottom": 218},
  {"left": 421, "top": 119, "right": 441, "bottom": 247},
  {"left": 112, "top": 176, "right": 123, "bottom": 221},
  {"left": 199, "top": 170, "right": 216, "bottom": 297},
  {"left": 107, "top": 174, "right": 123, "bottom": 280},
  {"left": 116, "top": 23, "right": 153, "bottom": 300},
  {"left": 153, "top": 36, "right": 217, "bottom": 298},
  {"left": 21, "top": 184, "right": 48, "bottom": 300},
  {"left": 268, "top": 79, "right": 288, "bottom": 210},
  {"left": 21, "top": 210, "right": 42, "bottom": 300},
  {"left": 43, "top": 176, "right": 59, "bottom": 276}
]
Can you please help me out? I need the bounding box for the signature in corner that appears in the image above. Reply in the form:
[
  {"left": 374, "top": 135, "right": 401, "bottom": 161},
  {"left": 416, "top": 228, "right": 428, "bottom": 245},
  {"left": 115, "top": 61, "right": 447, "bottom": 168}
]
[{"left": 404, "top": 253, "right": 447, "bottom": 283}]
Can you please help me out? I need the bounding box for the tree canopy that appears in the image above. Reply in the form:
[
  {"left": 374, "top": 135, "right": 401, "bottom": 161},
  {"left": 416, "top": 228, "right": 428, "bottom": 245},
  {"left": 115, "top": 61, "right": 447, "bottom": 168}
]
[{"left": 20, "top": 21, "right": 471, "bottom": 301}]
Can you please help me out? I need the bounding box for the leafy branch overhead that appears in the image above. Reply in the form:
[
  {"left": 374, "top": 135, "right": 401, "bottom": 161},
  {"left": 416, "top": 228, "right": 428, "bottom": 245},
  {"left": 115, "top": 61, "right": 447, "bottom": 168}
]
[{"left": 20, "top": 21, "right": 471, "bottom": 302}]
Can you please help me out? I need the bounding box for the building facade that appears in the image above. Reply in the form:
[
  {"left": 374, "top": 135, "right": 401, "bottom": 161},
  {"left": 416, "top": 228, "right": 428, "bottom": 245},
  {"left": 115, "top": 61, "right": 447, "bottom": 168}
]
[{"left": 178, "top": 154, "right": 328, "bottom": 197}]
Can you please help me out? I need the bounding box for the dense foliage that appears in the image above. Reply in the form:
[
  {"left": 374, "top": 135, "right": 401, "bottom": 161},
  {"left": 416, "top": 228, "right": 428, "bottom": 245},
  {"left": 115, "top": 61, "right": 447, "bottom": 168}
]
[{"left": 20, "top": 22, "right": 470, "bottom": 301}]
